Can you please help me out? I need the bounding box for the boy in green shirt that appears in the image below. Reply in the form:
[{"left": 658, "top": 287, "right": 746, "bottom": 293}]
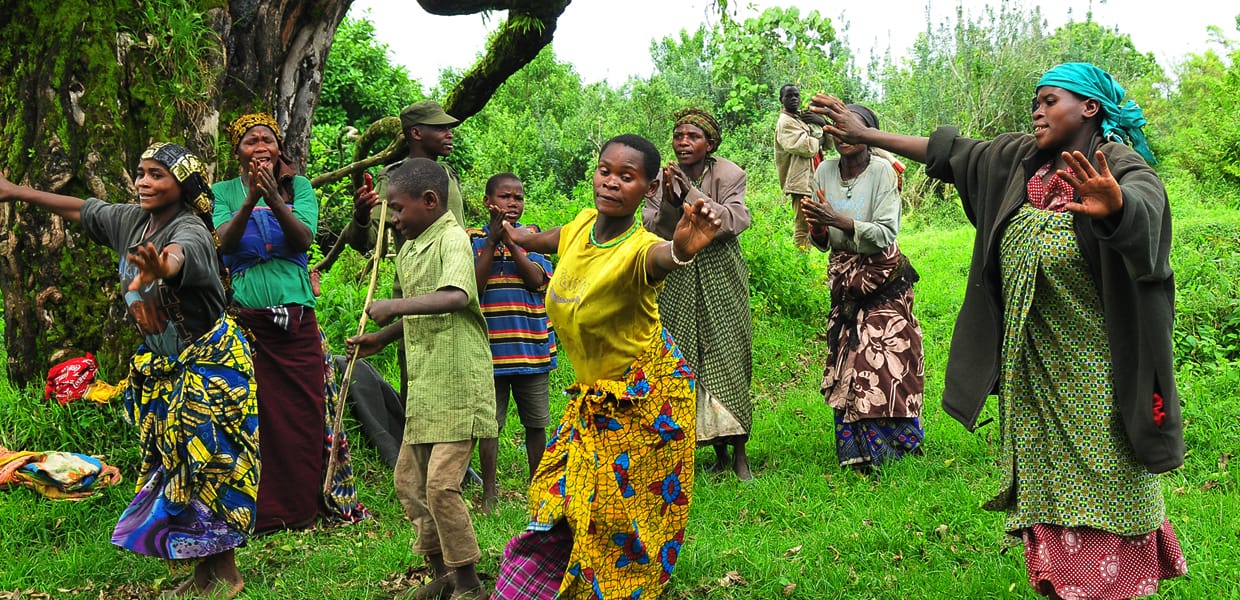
[{"left": 347, "top": 158, "right": 497, "bottom": 600}]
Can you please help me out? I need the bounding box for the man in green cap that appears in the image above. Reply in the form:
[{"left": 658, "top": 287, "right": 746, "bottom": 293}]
[{"left": 344, "top": 99, "right": 466, "bottom": 253}]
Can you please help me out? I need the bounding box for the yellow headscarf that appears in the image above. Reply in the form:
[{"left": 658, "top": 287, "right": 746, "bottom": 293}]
[{"left": 226, "top": 113, "right": 283, "bottom": 148}]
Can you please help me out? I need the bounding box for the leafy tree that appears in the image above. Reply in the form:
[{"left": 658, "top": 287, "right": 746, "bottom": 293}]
[
  {"left": 317, "top": 16, "right": 424, "bottom": 131},
  {"left": 650, "top": 26, "right": 721, "bottom": 108},
  {"left": 1156, "top": 21, "right": 1240, "bottom": 186}
]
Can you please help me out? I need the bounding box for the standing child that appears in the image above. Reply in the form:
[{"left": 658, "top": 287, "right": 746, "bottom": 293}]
[
  {"left": 774, "top": 83, "right": 824, "bottom": 249},
  {"left": 468, "top": 173, "right": 557, "bottom": 513},
  {"left": 812, "top": 62, "right": 1186, "bottom": 598},
  {"left": 0, "top": 143, "right": 257, "bottom": 599},
  {"left": 346, "top": 157, "right": 497, "bottom": 600}
]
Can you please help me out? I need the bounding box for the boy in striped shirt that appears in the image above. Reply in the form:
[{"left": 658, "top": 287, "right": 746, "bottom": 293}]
[{"left": 469, "top": 173, "right": 557, "bottom": 513}]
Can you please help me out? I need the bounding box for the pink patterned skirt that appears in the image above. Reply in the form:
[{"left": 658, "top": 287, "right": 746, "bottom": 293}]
[{"left": 1022, "top": 520, "right": 1187, "bottom": 599}]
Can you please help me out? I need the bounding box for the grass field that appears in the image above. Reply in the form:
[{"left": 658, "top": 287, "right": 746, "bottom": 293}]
[{"left": 1, "top": 179, "right": 1237, "bottom": 599}]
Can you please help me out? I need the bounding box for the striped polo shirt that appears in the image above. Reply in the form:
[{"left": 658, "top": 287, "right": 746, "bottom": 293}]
[{"left": 469, "top": 225, "right": 558, "bottom": 375}]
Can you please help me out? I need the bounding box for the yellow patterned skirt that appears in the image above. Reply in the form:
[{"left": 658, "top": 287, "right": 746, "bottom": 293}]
[{"left": 520, "top": 328, "right": 696, "bottom": 599}]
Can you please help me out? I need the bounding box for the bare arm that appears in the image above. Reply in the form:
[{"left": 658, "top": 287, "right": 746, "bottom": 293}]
[
  {"left": 505, "top": 238, "right": 550, "bottom": 291},
  {"left": 126, "top": 241, "right": 186, "bottom": 290},
  {"left": 365, "top": 287, "right": 470, "bottom": 327},
  {"left": 0, "top": 174, "right": 85, "bottom": 222},
  {"left": 503, "top": 222, "right": 561, "bottom": 256},
  {"left": 811, "top": 94, "right": 930, "bottom": 164},
  {"left": 478, "top": 207, "right": 549, "bottom": 292},
  {"left": 345, "top": 322, "right": 403, "bottom": 358},
  {"left": 474, "top": 234, "right": 498, "bottom": 297},
  {"left": 215, "top": 161, "right": 312, "bottom": 253}
]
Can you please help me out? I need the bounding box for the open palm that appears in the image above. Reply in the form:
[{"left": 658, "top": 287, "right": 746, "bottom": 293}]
[
  {"left": 1060, "top": 150, "right": 1123, "bottom": 219},
  {"left": 672, "top": 197, "right": 721, "bottom": 257}
]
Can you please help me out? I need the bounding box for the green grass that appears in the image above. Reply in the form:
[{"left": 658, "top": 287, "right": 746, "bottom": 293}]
[{"left": 1, "top": 180, "right": 1238, "bottom": 599}]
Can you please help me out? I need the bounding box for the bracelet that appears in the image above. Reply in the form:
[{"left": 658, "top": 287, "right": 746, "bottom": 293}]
[
  {"left": 169, "top": 253, "right": 183, "bottom": 264},
  {"left": 669, "top": 243, "right": 695, "bottom": 267}
]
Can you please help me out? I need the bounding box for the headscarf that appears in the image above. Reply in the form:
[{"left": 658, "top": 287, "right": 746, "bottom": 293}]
[
  {"left": 846, "top": 104, "right": 880, "bottom": 130},
  {"left": 226, "top": 113, "right": 283, "bottom": 149},
  {"left": 674, "top": 108, "right": 722, "bottom": 147},
  {"left": 1036, "top": 62, "right": 1156, "bottom": 164},
  {"left": 140, "top": 142, "right": 213, "bottom": 219}
]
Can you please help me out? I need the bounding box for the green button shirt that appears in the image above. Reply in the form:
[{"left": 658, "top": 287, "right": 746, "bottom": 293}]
[{"left": 396, "top": 211, "right": 498, "bottom": 444}]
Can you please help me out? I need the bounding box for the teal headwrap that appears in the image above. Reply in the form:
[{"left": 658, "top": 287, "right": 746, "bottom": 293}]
[{"left": 1036, "top": 62, "right": 1156, "bottom": 164}]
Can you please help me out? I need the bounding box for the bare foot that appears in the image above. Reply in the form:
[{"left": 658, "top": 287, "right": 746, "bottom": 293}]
[
  {"left": 159, "top": 577, "right": 198, "bottom": 599},
  {"left": 732, "top": 442, "right": 753, "bottom": 481},
  {"left": 480, "top": 493, "right": 499, "bottom": 515},
  {"left": 733, "top": 454, "right": 754, "bottom": 482},
  {"left": 202, "top": 577, "right": 245, "bottom": 599}
]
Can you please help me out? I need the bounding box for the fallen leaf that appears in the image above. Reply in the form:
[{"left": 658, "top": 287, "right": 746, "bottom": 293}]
[
  {"left": 718, "top": 571, "right": 747, "bottom": 587},
  {"left": 1173, "top": 487, "right": 1187, "bottom": 496},
  {"left": 934, "top": 523, "right": 949, "bottom": 539},
  {"left": 1219, "top": 452, "right": 1232, "bottom": 470},
  {"left": 1200, "top": 480, "right": 1220, "bottom": 491},
  {"left": 943, "top": 457, "right": 955, "bottom": 466},
  {"left": 784, "top": 545, "right": 803, "bottom": 557},
  {"left": 782, "top": 583, "right": 798, "bottom": 596}
]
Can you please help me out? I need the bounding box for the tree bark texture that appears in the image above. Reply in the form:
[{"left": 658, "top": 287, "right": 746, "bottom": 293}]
[
  {"left": 0, "top": 0, "right": 349, "bottom": 386},
  {"left": 0, "top": 0, "right": 568, "bottom": 386}
]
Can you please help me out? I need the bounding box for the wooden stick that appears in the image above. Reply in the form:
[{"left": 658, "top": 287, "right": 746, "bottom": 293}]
[{"left": 323, "top": 189, "right": 389, "bottom": 495}]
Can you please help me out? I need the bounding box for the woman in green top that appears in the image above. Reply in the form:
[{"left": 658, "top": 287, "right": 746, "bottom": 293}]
[{"left": 213, "top": 113, "right": 367, "bottom": 533}]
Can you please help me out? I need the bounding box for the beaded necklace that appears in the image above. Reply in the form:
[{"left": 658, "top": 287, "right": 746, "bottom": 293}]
[{"left": 590, "top": 219, "right": 640, "bottom": 248}]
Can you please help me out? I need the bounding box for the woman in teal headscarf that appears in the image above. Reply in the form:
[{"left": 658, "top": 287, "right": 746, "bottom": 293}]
[{"left": 810, "top": 62, "right": 1186, "bottom": 599}]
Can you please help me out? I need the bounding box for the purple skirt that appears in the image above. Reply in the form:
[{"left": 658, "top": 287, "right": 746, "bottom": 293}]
[{"left": 111, "top": 467, "right": 247, "bottom": 559}]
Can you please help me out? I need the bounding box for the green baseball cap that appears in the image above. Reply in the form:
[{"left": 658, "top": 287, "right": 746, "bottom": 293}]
[{"left": 399, "top": 100, "right": 459, "bottom": 130}]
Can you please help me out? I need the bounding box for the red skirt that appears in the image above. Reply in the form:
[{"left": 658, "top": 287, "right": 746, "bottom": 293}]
[
  {"left": 1022, "top": 521, "right": 1187, "bottom": 599},
  {"left": 237, "top": 305, "right": 326, "bottom": 533}
]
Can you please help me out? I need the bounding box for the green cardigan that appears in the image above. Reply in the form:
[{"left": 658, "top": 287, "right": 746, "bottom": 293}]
[{"left": 925, "top": 125, "right": 1184, "bottom": 474}]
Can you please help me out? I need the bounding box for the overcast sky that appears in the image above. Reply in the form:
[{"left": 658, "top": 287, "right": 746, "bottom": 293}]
[{"left": 347, "top": 1, "right": 1237, "bottom": 87}]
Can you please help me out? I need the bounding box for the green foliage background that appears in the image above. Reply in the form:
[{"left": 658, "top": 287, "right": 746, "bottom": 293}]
[{"left": 3, "top": 4, "right": 1239, "bottom": 599}]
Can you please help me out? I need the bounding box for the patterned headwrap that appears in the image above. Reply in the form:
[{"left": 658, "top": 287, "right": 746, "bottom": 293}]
[
  {"left": 140, "top": 142, "right": 213, "bottom": 218},
  {"left": 674, "top": 108, "right": 722, "bottom": 146},
  {"left": 226, "top": 113, "right": 283, "bottom": 149},
  {"left": 1036, "top": 62, "right": 1156, "bottom": 164}
]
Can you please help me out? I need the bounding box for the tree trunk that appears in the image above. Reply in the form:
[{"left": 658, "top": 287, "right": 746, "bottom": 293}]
[
  {"left": 0, "top": 0, "right": 568, "bottom": 386},
  {"left": 0, "top": 0, "right": 350, "bottom": 386}
]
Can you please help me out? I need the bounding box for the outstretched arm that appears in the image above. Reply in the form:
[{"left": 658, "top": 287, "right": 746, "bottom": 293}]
[
  {"left": 0, "top": 173, "right": 85, "bottom": 222},
  {"left": 646, "top": 198, "right": 722, "bottom": 282},
  {"left": 502, "top": 221, "right": 561, "bottom": 256},
  {"left": 810, "top": 94, "right": 930, "bottom": 164}
]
